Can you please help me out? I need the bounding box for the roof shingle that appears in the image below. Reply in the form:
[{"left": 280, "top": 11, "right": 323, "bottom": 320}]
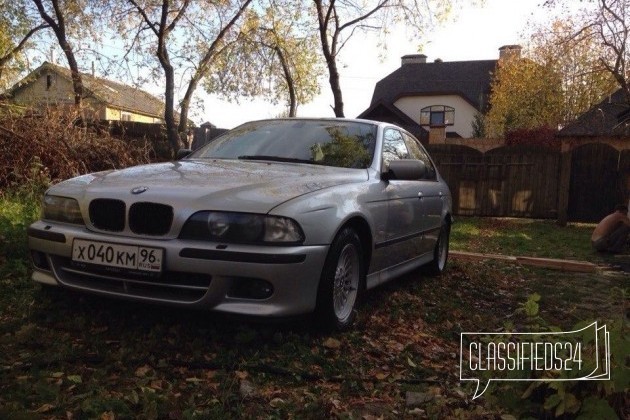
[
  {"left": 559, "top": 89, "right": 630, "bottom": 137},
  {"left": 369, "top": 59, "right": 498, "bottom": 111}
]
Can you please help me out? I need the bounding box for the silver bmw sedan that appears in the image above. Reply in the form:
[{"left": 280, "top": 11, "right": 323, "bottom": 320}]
[{"left": 28, "top": 118, "right": 452, "bottom": 330}]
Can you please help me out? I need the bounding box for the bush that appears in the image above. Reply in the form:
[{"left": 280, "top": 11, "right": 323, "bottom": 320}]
[
  {"left": 0, "top": 108, "right": 156, "bottom": 193},
  {"left": 505, "top": 127, "right": 559, "bottom": 150}
]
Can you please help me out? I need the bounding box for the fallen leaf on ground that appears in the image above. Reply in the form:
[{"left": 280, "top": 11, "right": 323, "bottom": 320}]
[
  {"left": 135, "top": 365, "right": 151, "bottom": 377},
  {"left": 34, "top": 404, "right": 55, "bottom": 413},
  {"left": 323, "top": 337, "right": 341, "bottom": 349}
]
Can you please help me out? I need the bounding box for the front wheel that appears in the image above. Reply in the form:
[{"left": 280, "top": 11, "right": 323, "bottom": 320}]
[
  {"left": 315, "top": 227, "right": 364, "bottom": 331},
  {"left": 425, "top": 222, "right": 450, "bottom": 276}
]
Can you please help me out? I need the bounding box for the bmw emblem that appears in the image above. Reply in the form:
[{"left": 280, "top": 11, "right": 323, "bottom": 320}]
[{"left": 131, "top": 186, "right": 149, "bottom": 195}]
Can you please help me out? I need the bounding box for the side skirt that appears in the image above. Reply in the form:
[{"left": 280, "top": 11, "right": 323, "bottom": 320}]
[{"left": 365, "top": 252, "right": 434, "bottom": 290}]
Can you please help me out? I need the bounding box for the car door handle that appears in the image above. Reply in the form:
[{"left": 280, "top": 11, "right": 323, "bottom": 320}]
[{"left": 418, "top": 192, "right": 423, "bottom": 199}]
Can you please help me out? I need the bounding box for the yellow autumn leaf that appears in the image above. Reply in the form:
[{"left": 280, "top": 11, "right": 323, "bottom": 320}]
[{"left": 34, "top": 404, "right": 55, "bottom": 413}]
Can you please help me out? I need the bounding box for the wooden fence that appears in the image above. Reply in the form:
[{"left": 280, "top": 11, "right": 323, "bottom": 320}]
[
  {"left": 428, "top": 142, "right": 630, "bottom": 222},
  {"left": 428, "top": 144, "right": 561, "bottom": 219}
]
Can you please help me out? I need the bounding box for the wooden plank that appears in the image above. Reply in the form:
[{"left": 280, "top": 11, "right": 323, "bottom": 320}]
[
  {"left": 516, "top": 256, "right": 596, "bottom": 273},
  {"left": 450, "top": 251, "right": 596, "bottom": 273},
  {"left": 450, "top": 251, "right": 516, "bottom": 262}
]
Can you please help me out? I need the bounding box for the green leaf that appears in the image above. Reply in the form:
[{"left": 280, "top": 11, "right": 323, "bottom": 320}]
[
  {"left": 520, "top": 382, "right": 539, "bottom": 399},
  {"left": 523, "top": 300, "right": 539, "bottom": 317},
  {"left": 543, "top": 393, "right": 561, "bottom": 410},
  {"left": 67, "top": 375, "right": 82, "bottom": 384}
]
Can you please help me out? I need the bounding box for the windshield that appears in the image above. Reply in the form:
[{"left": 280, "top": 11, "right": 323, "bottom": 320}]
[{"left": 189, "top": 119, "right": 377, "bottom": 169}]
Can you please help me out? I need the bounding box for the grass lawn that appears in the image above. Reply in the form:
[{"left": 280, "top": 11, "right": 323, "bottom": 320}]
[
  {"left": 451, "top": 217, "right": 599, "bottom": 262},
  {"left": 1, "top": 196, "right": 627, "bottom": 419}
]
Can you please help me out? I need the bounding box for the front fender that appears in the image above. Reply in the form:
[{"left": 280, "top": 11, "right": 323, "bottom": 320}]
[{"left": 269, "top": 182, "right": 377, "bottom": 246}]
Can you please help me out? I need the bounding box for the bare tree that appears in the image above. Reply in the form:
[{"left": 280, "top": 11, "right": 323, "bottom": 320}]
[
  {"left": 311, "top": 0, "right": 460, "bottom": 117},
  {"left": 545, "top": 0, "right": 630, "bottom": 103},
  {"left": 595, "top": 0, "right": 630, "bottom": 102}
]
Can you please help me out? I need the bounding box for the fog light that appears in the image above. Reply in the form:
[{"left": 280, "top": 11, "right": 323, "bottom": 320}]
[
  {"left": 31, "top": 251, "right": 50, "bottom": 270},
  {"left": 227, "top": 278, "right": 274, "bottom": 300}
]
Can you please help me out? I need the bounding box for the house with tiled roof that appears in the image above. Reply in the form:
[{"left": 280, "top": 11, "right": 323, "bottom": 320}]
[
  {"left": 359, "top": 45, "right": 521, "bottom": 141},
  {"left": 2, "top": 61, "right": 165, "bottom": 123}
]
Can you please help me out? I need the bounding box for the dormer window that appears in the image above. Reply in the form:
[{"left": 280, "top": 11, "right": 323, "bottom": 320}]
[
  {"left": 46, "top": 74, "right": 53, "bottom": 90},
  {"left": 420, "top": 105, "right": 455, "bottom": 127}
]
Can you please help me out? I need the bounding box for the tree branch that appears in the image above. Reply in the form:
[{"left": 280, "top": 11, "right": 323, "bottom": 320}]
[{"left": 0, "top": 23, "right": 49, "bottom": 69}]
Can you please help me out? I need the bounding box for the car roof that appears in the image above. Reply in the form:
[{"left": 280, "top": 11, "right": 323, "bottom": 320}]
[{"left": 242, "top": 117, "right": 388, "bottom": 127}]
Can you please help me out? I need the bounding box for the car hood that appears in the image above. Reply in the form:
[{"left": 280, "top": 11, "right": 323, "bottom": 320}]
[{"left": 49, "top": 159, "right": 368, "bottom": 214}]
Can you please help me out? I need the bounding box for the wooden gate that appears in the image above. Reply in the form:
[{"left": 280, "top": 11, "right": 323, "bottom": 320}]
[{"left": 568, "top": 143, "right": 623, "bottom": 222}]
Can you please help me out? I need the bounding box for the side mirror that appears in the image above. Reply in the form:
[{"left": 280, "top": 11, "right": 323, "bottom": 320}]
[
  {"left": 384, "top": 159, "right": 427, "bottom": 181},
  {"left": 176, "top": 149, "right": 192, "bottom": 160}
]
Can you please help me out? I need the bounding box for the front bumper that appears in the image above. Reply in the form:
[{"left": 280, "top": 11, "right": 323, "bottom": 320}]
[{"left": 28, "top": 220, "right": 329, "bottom": 317}]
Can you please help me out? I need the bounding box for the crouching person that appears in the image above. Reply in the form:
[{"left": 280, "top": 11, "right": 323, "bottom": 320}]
[{"left": 591, "top": 204, "right": 630, "bottom": 253}]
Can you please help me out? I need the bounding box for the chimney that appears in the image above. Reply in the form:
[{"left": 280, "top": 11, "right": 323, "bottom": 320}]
[
  {"left": 401, "top": 54, "right": 427, "bottom": 66},
  {"left": 499, "top": 45, "right": 522, "bottom": 60}
]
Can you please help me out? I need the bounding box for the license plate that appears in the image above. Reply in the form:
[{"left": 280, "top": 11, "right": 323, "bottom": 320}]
[{"left": 72, "top": 239, "right": 163, "bottom": 272}]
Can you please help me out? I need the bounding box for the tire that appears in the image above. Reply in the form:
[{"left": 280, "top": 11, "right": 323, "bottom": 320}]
[
  {"left": 425, "top": 222, "right": 450, "bottom": 276},
  {"left": 315, "top": 227, "right": 364, "bottom": 331}
]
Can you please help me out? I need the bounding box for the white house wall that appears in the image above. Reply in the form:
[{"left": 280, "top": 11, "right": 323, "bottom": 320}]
[{"left": 394, "top": 95, "right": 479, "bottom": 138}]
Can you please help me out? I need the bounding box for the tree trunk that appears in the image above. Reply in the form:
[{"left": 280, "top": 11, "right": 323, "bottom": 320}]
[
  {"left": 60, "top": 39, "right": 83, "bottom": 107},
  {"left": 275, "top": 46, "right": 297, "bottom": 117},
  {"left": 157, "top": 41, "right": 180, "bottom": 153},
  {"left": 154, "top": 0, "right": 185, "bottom": 156},
  {"left": 178, "top": 80, "right": 196, "bottom": 138},
  {"left": 163, "top": 64, "right": 181, "bottom": 154},
  {"left": 326, "top": 58, "right": 344, "bottom": 117},
  {"left": 314, "top": 0, "right": 344, "bottom": 118},
  {"left": 33, "top": 0, "right": 83, "bottom": 107},
  {"left": 158, "top": 49, "right": 180, "bottom": 154}
]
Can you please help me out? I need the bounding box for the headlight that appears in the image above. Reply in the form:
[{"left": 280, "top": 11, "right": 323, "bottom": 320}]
[
  {"left": 179, "top": 211, "right": 304, "bottom": 245},
  {"left": 42, "top": 195, "right": 84, "bottom": 225}
]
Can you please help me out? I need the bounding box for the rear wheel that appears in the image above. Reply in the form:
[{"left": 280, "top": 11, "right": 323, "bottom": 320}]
[
  {"left": 426, "top": 222, "right": 450, "bottom": 275},
  {"left": 315, "top": 227, "right": 364, "bottom": 331}
]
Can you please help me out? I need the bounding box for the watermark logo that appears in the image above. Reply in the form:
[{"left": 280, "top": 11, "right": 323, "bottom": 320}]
[{"left": 460, "top": 322, "right": 610, "bottom": 399}]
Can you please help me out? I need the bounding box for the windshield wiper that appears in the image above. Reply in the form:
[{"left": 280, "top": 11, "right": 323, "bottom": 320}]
[{"left": 237, "top": 155, "right": 316, "bottom": 165}]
